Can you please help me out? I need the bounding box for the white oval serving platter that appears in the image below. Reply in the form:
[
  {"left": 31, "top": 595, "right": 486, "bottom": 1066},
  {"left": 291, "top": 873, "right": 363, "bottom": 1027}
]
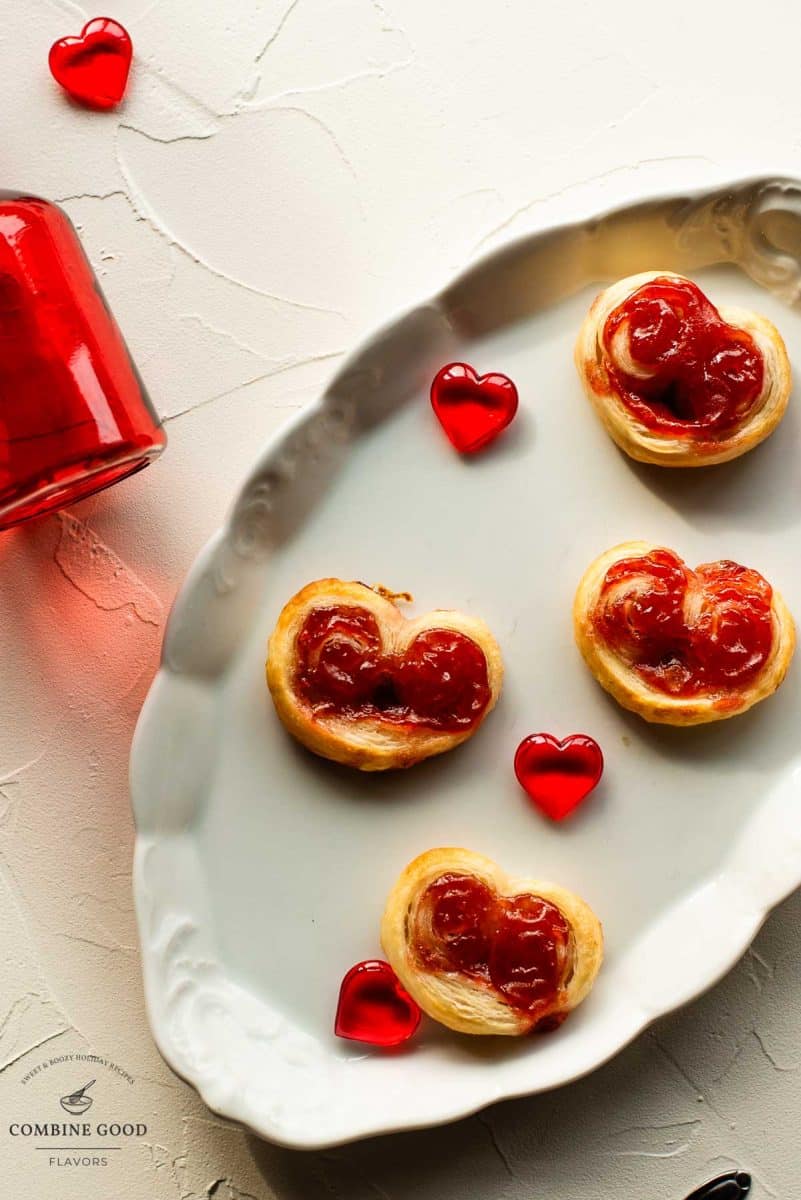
[{"left": 131, "top": 175, "right": 801, "bottom": 1148}]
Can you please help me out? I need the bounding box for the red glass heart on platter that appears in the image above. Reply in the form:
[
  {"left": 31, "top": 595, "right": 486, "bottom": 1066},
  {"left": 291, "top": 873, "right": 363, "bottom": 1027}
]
[
  {"left": 514, "top": 733, "right": 603, "bottom": 821},
  {"left": 49, "top": 18, "right": 132, "bottom": 111},
  {"left": 335, "top": 960, "right": 421, "bottom": 1047},
  {"left": 430, "top": 362, "right": 518, "bottom": 453}
]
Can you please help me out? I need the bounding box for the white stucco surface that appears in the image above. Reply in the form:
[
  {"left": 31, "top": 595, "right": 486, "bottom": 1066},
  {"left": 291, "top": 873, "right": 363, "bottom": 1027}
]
[{"left": 2, "top": 1, "right": 801, "bottom": 1196}]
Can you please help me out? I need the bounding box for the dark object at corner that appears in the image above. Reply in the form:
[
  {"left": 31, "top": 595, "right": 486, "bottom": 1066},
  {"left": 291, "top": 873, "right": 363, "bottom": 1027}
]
[{"left": 685, "top": 1171, "right": 751, "bottom": 1200}]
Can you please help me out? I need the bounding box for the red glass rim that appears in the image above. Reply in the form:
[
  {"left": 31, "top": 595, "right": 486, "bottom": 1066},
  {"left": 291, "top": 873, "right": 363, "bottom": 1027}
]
[
  {"left": 0, "top": 441, "right": 164, "bottom": 530},
  {"left": 0, "top": 193, "right": 167, "bottom": 533}
]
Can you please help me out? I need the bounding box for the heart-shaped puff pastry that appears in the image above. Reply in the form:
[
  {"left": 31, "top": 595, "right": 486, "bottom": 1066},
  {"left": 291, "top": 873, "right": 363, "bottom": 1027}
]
[
  {"left": 575, "top": 271, "right": 791, "bottom": 465},
  {"left": 381, "top": 848, "right": 603, "bottom": 1036},
  {"left": 266, "top": 580, "right": 503, "bottom": 770},
  {"left": 574, "top": 541, "right": 795, "bottom": 725}
]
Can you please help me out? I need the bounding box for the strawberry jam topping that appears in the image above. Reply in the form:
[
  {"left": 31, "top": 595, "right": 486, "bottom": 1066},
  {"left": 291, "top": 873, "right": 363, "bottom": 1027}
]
[
  {"left": 595, "top": 548, "right": 774, "bottom": 697},
  {"left": 603, "top": 277, "right": 764, "bottom": 433},
  {"left": 294, "top": 605, "right": 491, "bottom": 731},
  {"left": 412, "top": 873, "right": 573, "bottom": 1024}
]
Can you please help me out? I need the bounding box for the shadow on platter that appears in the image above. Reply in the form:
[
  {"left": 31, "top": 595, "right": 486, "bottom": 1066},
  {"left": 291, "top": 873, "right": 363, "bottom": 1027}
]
[
  {"left": 618, "top": 393, "right": 801, "bottom": 537},
  {"left": 601, "top": 662, "right": 801, "bottom": 774},
  {"left": 280, "top": 720, "right": 492, "bottom": 809}
]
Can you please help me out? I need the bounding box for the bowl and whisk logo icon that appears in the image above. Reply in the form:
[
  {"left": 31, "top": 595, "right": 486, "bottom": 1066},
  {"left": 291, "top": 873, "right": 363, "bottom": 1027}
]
[{"left": 59, "top": 1079, "right": 95, "bottom": 1116}]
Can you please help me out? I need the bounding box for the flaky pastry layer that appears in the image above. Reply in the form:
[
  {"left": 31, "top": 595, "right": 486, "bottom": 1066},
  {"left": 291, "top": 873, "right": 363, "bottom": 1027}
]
[
  {"left": 575, "top": 271, "right": 791, "bottom": 466},
  {"left": 381, "top": 847, "right": 603, "bottom": 1036},
  {"left": 574, "top": 540, "right": 795, "bottom": 725},
  {"left": 266, "top": 579, "right": 503, "bottom": 771}
]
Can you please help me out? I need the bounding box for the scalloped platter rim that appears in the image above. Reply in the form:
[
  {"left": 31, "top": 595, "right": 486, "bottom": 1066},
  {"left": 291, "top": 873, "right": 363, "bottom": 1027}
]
[{"left": 131, "top": 173, "right": 801, "bottom": 1148}]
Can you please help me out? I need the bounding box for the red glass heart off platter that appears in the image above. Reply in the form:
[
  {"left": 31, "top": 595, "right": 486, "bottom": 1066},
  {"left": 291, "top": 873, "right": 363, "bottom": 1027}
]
[
  {"left": 430, "top": 362, "right": 519, "bottom": 453},
  {"left": 335, "top": 960, "right": 421, "bottom": 1047},
  {"left": 49, "top": 18, "right": 132, "bottom": 110},
  {"left": 514, "top": 733, "right": 604, "bottom": 821}
]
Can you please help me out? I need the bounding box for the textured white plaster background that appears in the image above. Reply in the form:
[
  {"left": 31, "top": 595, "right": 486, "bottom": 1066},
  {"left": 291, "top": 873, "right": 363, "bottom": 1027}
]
[{"left": 2, "top": 0, "right": 801, "bottom": 1196}]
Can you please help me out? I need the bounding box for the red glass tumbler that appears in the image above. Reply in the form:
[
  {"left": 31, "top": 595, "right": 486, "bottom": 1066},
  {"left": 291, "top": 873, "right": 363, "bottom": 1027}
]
[{"left": 0, "top": 192, "right": 166, "bottom": 530}]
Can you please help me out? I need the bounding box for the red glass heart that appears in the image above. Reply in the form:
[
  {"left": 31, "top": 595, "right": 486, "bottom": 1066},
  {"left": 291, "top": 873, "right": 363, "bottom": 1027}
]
[
  {"left": 49, "top": 18, "right": 132, "bottom": 111},
  {"left": 514, "top": 733, "right": 603, "bottom": 821},
  {"left": 335, "top": 960, "right": 421, "bottom": 1047},
  {"left": 430, "top": 362, "right": 518, "bottom": 453}
]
